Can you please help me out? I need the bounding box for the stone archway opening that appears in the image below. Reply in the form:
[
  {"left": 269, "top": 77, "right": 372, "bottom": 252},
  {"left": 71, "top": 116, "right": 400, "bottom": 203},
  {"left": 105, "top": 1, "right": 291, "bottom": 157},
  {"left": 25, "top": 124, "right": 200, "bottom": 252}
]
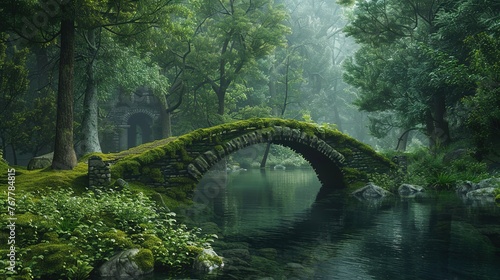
[{"left": 127, "top": 113, "right": 153, "bottom": 148}]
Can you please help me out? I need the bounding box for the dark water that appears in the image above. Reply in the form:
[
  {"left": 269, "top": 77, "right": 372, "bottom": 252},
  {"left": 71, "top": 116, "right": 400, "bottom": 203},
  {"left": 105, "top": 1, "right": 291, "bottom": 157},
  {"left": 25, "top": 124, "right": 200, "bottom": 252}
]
[{"left": 179, "top": 169, "right": 500, "bottom": 279}]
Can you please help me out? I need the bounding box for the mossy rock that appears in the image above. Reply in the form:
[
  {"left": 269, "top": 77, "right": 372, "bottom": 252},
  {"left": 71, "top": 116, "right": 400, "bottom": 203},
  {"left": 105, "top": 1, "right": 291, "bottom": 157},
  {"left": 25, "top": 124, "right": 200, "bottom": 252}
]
[{"left": 132, "top": 248, "right": 154, "bottom": 272}]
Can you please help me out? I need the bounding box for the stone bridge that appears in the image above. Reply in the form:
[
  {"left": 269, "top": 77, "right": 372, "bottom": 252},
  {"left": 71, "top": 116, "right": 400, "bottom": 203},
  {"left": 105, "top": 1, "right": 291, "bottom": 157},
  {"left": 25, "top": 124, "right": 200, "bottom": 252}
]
[{"left": 109, "top": 118, "right": 395, "bottom": 198}]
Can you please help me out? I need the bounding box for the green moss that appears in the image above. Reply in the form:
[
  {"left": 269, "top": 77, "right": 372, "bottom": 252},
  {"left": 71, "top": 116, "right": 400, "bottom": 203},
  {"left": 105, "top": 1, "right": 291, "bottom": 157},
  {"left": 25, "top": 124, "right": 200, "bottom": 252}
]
[
  {"left": 140, "top": 234, "right": 163, "bottom": 249},
  {"left": 25, "top": 243, "right": 77, "bottom": 277},
  {"left": 214, "top": 145, "right": 224, "bottom": 152},
  {"left": 102, "top": 229, "right": 134, "bottom": 249},
  {"left": 337, "top": 147, "right": 354, "bottom": 157},
  {"left": 174, "top": 162, "right": 185, "bottom": 170},
  {"left": 11, "top": 163, "right": 88, "bottom": 193},
  {"left": 14, "top": 212, "right": 56, "bottom": 243},
  {"left": 132, "top": 248, "right": 154, "bottom": 272},
  {"left": 342, "top": 167, "right": 369, "bottom": 186},
  {"left": 142, "top": 167, "right": 164, "bottom": 183}
]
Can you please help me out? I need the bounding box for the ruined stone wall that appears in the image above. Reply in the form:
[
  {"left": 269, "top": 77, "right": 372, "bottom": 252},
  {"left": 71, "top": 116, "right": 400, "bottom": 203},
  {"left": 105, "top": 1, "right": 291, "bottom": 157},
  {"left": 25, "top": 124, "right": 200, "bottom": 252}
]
[{"left": 88, "top": 156, "right": 111, "bottom": 188}]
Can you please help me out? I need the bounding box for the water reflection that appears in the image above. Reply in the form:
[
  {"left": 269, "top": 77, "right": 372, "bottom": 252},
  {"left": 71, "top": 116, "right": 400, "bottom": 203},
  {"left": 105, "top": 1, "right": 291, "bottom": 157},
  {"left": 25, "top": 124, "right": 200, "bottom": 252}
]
[{"left": 183, "top": 169, "right": 500, "bottom": 280}]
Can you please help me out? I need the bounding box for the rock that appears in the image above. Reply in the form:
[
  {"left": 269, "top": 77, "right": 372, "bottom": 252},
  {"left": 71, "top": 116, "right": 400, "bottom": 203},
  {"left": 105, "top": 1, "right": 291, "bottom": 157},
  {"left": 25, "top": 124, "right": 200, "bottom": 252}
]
[
  {"left": 99, "top": 249, "right": 153, "bottom": 279},
  {"left": 193, "top": 248, "right": 224, "bottom": 274},
  {"left": 398, "top": 184, "right": 425, "bottom": 197},
  {"left": 455, "top": 181, "right": 476, "bottom": 195},
  {"left": 352, "top": 182, "right": 392, "bottom": 200},
  {"left": 476, "top": 178, "right": 500, "bottom": 189},
  {"left": 114, "top": 178, "right": 129, "bottom": 190},
  {"left": 27, "top": 152, "right": 53, "bottom": 170},
  {"left": 466, "top": 187, "right": 497, "bottom": 201}
]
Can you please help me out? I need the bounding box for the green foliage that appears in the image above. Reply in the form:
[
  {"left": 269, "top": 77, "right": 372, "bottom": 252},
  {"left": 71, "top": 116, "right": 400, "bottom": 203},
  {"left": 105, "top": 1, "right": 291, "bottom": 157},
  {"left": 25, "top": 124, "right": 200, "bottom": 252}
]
[
  {"left": 463, "top": 32, "right": 500, "bottom": 159},
  {"left": 404, "top": 147, "right": 490, "bottom": 190},
  {"left": 343, "top": 0, "right": 500, "bottom": 149},
  {"left": 343, "top": 167, "right": 369, "bottom": 185},
  {"left": 0, "top": 33, "right": 30, "bottom": 160},
  {"left": 367, "top": 172, "right": 399, "bottom": 192},
  {"left": 0, "top": 188, "right": 218, "bottom": 278}
]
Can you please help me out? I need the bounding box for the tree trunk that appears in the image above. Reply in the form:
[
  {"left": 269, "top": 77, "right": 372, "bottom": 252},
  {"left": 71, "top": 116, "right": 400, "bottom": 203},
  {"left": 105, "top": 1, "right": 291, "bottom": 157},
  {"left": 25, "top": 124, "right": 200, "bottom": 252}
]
[
  {"left": 11, "top": 143, "right": 17, "bottom": 165},
  {"left": 80, "top": 29, "right": 102, "bottom": 156},
  {"left": 52, "top": 17, "right": 77, "bottom": 170},
  {"left": 425, "top": 108, "right": 436, "bottom": 149},
  {"left": 260, "top": 142, "right": 271, "bottom": 168},
  {"left": 432, "top": 93, "right": 451, "bottom": 146},
  {"left": 425, "top": 93, "right": 451, "bottom": 149},
  {"left": 217, "top": 90, "right": 225, "bottom": 115},
  {"left": 160, "top": 96, "right": 172, "bottom": 138},
  {"left": 396, "top": 128, "right": 410, "bottom": 151}
]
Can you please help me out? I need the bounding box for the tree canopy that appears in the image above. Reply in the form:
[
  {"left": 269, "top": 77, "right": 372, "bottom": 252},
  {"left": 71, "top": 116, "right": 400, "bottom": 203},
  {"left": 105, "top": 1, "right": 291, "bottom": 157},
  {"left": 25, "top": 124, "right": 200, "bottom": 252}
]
[{"left": 0, "top": 0, "right": 499, "bottom": 166}]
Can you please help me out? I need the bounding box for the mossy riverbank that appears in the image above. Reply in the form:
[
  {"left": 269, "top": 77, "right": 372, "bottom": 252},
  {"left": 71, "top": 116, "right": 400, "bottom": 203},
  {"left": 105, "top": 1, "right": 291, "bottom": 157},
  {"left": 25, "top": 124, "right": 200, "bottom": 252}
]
[{"left": 0, "top": 155, "right": 220, "bottom": 279}]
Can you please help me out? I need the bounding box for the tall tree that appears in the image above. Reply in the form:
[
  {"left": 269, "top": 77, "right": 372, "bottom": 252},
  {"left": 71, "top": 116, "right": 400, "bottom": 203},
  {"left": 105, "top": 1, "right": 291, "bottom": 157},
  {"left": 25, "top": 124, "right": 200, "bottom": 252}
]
[
  {"left": 342, "top": 0, "right": 459, "bottom": 148},
  {"left": 2, "top": 0, "right": 179, "bottom": 166},
  {"left": 0, "top": 34, "right": 30, "bottom": 163},
  {"left": 190, "top": 0, "right": 289, "bottom": 115}
]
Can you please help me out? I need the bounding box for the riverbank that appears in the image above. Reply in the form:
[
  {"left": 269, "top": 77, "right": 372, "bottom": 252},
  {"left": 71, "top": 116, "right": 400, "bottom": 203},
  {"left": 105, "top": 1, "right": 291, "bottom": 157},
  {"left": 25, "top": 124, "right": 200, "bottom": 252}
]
[{"left": 0, "top": 157, "right": 222, "bottom": 279}]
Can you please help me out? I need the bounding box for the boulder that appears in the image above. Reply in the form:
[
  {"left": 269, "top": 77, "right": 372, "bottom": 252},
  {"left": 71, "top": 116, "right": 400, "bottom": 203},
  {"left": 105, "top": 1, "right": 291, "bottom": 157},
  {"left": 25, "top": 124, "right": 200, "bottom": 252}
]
[
  {"left": 466, "top": 187, "right": 497, "bottom": 201},
  {"left": 99, "top": 249, "right": 153, "bottom": 279},
  {"left": 193, "top": 248, "right": 224, "bottom": 274},
  {"left": 398, "top": 184, "right": 425, "bottom": 197},
  {"left": 27, "top": 152, "right": 53, "bottom": 170},
  {"left": 456, "top": 178, "right": 500, "bottom": 204},
  {"left": 114, "top": 178, "right": 129, "bottom": 190},
  {"left": 476, "top": 178, "right": 500, "bottom": 189},
  {"left": 352, "top": 182, "right": 392, "bottom": 200},
  {"left": 455, "top": 181, "right": 476, "bottom": 195}
]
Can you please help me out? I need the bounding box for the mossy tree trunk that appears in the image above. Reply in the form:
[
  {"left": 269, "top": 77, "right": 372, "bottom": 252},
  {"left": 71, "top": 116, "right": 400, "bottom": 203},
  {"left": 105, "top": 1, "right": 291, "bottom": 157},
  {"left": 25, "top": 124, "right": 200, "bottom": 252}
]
[{"left": 80, "top": 28, "right": 102, "bottom": 156}]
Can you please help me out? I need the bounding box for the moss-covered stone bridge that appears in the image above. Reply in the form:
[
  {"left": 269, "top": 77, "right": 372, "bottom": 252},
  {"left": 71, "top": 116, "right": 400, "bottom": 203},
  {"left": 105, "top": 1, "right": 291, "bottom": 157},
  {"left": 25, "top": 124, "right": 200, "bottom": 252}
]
[{"left": 108, "top": 118, "right": 395, "bottom": 197}]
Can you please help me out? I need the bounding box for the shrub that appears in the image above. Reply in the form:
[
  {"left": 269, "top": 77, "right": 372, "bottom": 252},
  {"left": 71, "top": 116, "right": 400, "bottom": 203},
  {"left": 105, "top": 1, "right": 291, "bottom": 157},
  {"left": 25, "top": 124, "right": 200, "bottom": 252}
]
[
  {"left": 1, "top": 188, "right": 219, "bottom": 279},
  {"left": 398, "top": 146, "right": 491, "bottom": 189}
]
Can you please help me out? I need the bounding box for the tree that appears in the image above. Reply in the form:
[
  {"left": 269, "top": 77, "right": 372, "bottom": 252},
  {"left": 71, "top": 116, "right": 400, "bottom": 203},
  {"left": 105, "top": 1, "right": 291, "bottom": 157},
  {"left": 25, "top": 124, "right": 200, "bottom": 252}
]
[
  {"left": 189, "top": 0, "right": 289, "bottom": 115},
  {"left": 342, "top": 0, "right": 459, "bottom": 148},
  {"left": 0, "top": 34, "right": 30, "bottom": 163},
  {"left": 1, "top": 0, "right": 180, "bottom": 167}
]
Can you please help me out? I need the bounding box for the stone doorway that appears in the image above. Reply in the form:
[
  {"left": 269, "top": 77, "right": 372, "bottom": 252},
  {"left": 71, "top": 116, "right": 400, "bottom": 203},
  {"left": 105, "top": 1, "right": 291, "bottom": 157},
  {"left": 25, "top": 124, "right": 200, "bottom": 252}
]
[{"left": 127, "top": 113, "right": 153, "bottom": 148}]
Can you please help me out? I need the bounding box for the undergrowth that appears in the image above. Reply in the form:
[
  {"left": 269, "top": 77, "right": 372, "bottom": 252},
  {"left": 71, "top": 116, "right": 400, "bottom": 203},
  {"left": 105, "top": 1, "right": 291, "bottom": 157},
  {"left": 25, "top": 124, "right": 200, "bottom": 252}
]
[
  {"left": 369, "top": 145, "right": 492, "bottom": 191},
  {"left": 0, "top": 188, "right": 219, "bottom": 279}
]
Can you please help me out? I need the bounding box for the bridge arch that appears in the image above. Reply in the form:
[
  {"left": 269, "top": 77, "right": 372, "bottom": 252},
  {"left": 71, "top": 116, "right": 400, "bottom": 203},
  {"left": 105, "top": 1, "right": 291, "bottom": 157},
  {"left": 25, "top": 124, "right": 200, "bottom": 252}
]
[
  {"left": 187, "top": 128, "right": 346, "bottom": 187},
  {"left": 111, "top": 118, "right": 395, "bottom": 198}
]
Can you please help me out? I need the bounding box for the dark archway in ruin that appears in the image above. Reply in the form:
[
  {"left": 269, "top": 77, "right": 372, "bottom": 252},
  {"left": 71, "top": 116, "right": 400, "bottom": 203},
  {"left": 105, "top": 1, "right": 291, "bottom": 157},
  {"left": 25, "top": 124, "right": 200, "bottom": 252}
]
[{"left": 127, "top": 113, "right": 153, "bottom": 149}]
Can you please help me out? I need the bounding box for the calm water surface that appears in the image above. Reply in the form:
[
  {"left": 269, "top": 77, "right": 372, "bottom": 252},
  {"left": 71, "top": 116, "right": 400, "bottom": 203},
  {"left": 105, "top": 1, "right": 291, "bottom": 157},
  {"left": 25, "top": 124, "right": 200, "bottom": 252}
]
[{"left": 170, "top": 169, "right": 499, "bottom": 279}]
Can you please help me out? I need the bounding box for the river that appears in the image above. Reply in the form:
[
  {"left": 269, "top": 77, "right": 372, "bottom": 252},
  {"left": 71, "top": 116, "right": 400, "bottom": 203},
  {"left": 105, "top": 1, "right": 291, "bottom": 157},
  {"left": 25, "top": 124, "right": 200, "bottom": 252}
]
[{"left": 166, "top": 168, "right": 500, "bottom": 279}]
